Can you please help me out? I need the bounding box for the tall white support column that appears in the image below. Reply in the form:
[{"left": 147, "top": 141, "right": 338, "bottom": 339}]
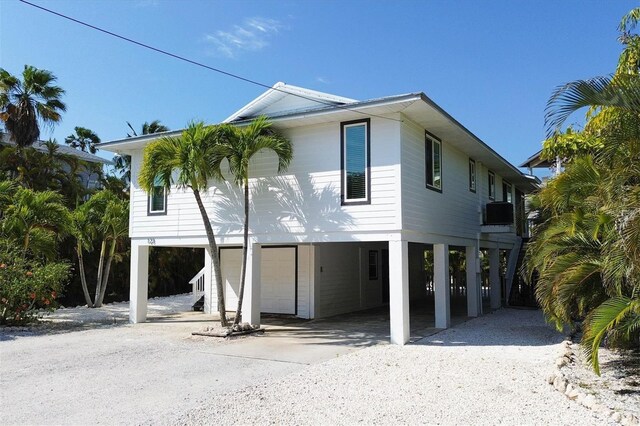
[
  {"left": 129, "top": 243, "right": 149, "bottom": 323},
  {"left": 203, "top": 247, "right": 214, "bottom": 314},
  {"left": 489, "top": 248, "right": 501, "bottom": 310},
  {"left": 434, "top": 243, "right": 450, "bottom": 329},
  {"left": 466, "top": 245, "right": 481, "bottom": 317},
  {"left": 242, "top": 242, "right": 261, "bottom": 326},
  {"left": 388, "top": 239, "right": 410, "bottom": 345}
]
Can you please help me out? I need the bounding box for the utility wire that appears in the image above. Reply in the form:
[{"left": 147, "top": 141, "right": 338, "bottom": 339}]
[{"left": 19, "top": 0, "right": 402, "bottom": 123}]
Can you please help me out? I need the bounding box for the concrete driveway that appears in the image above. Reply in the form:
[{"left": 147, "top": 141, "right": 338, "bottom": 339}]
[
  {"left": 0, "top": 304, "right": 444, "bottom": 425},
  {"left": 1, "top": 294, "right": 475, "bottom": 425}
]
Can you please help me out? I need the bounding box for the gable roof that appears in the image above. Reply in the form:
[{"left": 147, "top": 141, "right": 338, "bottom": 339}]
[
  {"left": 519, "top": 150, "right": 553, "bottom": 169},
  {"left": 1, "top": 133, "right": 113, "bottom": 165},
  {"left": 224, "top": 82, "right": 357, "bottom": 123}
]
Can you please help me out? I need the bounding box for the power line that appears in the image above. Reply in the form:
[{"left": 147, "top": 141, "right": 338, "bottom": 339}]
[{"left": 18, "top": 0, "right": 402, "bottom": 123}]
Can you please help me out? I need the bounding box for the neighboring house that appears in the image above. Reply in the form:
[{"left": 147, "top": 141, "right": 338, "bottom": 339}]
[
  {"left": 520, "top": 149, "right": 562, "bottom": 177},
  {"left": 0, "top": 133, "right": 113, "bottom": 189},
  {"left": 99, "top": 82, "right": 539, "bottom": 345}
]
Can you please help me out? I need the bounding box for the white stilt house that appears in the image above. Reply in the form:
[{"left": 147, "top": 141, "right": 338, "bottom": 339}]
[{"left": 99, "top": 83, "right": 539, "bottom": 345}]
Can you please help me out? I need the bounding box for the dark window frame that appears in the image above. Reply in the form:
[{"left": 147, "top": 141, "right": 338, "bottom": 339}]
[
  {"left": 147, "top": 184, "right": 167, "bottom": 216},
  {"left": 488, "top": 171, "right": 496, "bottom": 200},
  {"left": 340, "top": 118, "right": 371, "bottom": 205},
  {"left": 368, "top": 250, "right": 379, "bottom": 280},
  {"left": 502, "top": 180, "right": 513, "bottom": 203},
  {"left": 425, "top": 130, "right": 442, "bottom": 193},
  {"left": 469, "top": 158, "right": 476, "bottom": 193}
]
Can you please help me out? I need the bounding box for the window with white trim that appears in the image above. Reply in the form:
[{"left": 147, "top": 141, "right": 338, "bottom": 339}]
[
  {"left": 425, "top": 132, "right": 442, "bottom": 191},
  {"left": 488, "top": 171, "right": 496, "bottom": 200},
  {"left": 341, "top": 119, "right": 370, "bottom": 204},
  {"left": 469, "top": 158, "right": 476, "bottom": 192},
  {"left": 148, "top": 176, "right": 167, "bottom": 215}
]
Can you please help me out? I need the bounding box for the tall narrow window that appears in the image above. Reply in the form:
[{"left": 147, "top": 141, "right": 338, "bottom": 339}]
[
  {"left": 469, "top": 158, "right": 476, "bottom": 192},
  {"left": 488, "top": 171, "right": 496, "bottom": 200},
  {"left": 341, "top": 119, "right": 370, "bottom": 204},
  {"left": 425, "top": 131, "right": 442, "bottom": 191},
  {"left": 503, "top": 181, "right": 513, "bottom": 203},
  {"left": 368, "top": 250, "right": 379, "bottom": 280},
  {"left": 148, "top": 176, "right": 167, "bottom": 215}
]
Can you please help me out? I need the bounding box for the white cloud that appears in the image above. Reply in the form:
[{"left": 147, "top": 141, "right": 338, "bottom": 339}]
[
  {"left": 205, "top": 17, "right": 283, "bottom": 58},
  {"left": 316, "top": 76, "right": 330, "bottom": 85}
]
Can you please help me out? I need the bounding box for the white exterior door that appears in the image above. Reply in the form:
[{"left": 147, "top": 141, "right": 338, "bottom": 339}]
[
  {"left": 261, "top": 247, "right": 296, "bottom": 315},
  {"left": 220, "top": 246, "right": 297, "bottom": 315},
  {"left": 220, "top": 248, "right": 242, "bottom": 311}
]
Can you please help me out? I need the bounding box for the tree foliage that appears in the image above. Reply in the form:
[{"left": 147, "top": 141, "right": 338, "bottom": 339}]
[
  {"left": 139, "top": 121, "right": 229, "bottom": 325},
  {"left": 528, "top": 7, "right": 640, "bottom": 374},
  {"left": 0, "top": 65, "right": 66, "bottom": 148},
  {"left": 215, "top": 116, "right": 292, "bottom": 327},
  {"left": 65, "top": 126, "right": 101, "bottom": 154}
]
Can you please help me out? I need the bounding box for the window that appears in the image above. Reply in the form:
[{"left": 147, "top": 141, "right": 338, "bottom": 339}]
[
  {"left": 425, "top": 131, "right": 442, "bottom": 191},
  {"left": 368, "top": 250, "right": 379, "bottom": 280},
  {"left": 148, "top": 176, "right": 167, "bottom": 215},
  {"left": 488, "top": 171, "right": 496, "bottom": 200},
  {"left": 469, "top": 159, "right": 476, "bottom": 192},
  {"left": 341, "top": 119, "right": 370, "bottom": 204},
  {"left": 503, "top": 181, "right": 513, "bottom": 203}
]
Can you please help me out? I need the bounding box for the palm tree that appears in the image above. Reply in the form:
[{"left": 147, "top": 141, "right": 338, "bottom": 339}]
[
  {"left": 0, "top": 184, "right": 70, "bottom": 259},
  {"left": 0, "top": 65, "right": 66, "bottom": 148},
  {"left": 126, "top": 120, "right": 169, "bottom": 137},
  {"left": 138, "top": 121, "right": 229, "bottom": 326},
  {"left": 72, "top": 190, "right": 129, "bottom": 308},
  {"left": 533, "top": 7, "right": 640, "bottom": 374},
  {"left": 117, "top": 120, "right": 170, "bottom": 186},
  {"left": 65, "top": 126, "right": 101, "bottom": 154},
  {"left": 218, "top": 116, "right": 292, "bottom": 326}
]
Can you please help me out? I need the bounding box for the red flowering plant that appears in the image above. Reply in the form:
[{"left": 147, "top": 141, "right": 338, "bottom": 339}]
[{"left": 0, "top": 245, "right": 70, "bottom": 325}]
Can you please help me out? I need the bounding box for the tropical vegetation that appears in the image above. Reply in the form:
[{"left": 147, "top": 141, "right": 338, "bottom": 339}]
[
  {"left": 0, "top": 65, "right": 66, "bottom": 148},
  {"left": 216, "top": 116, "right": 292, "bottom": 326},
  {"left": 139, "top": 121, "right": 230, "bottom": 326},
  {"left": 527, "top": 7, "right": 640, "bottom": 374},
  {"left": 1, "top": 64, "right": 199, "bottom": 324}
]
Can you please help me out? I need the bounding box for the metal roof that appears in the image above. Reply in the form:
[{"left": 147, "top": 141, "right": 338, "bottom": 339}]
[
  {"left": 98, "top": 83, "right": 540, "bottom": 190},
  {"left": 1, "top": 133, "right": 113, "bottom": 164}
]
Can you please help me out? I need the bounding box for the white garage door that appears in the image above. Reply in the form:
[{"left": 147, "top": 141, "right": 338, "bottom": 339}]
[
  {"left": 220, "top": 247, "right": 296, "bottom": 315},
  {"left": 261, "top": 247, "right": 296, "bottom": 315}
]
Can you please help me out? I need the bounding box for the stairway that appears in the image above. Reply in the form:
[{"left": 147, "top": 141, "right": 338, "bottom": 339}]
[{"left": 507, "top": 238, "right": 538, "bottom": 307}]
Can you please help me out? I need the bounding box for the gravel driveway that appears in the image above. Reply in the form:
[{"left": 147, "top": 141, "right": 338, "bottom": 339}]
[
  {"left": 180, "top": 309, "right": 606, "bottom": 425},
  {"left": 1, "top": 304, "right": 606, "bottom": 425}
]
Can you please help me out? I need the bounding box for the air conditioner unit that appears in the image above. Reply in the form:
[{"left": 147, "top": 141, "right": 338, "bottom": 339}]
[{"left": 485, "top": 202, "right": 514, "bottom": 225}]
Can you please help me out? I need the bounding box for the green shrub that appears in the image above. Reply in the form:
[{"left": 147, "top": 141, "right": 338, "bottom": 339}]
[{"left": 0, "top": 245, "right": 70, "bottom": 325}]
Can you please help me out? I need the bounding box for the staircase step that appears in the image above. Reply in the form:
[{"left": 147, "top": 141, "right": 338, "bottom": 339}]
[{"left": 192, "top": 295, "right": 205, "bottom": 312}]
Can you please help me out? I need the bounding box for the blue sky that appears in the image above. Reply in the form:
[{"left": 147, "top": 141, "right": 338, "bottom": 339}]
[{"left": 0, "top": 0, "right": 635, "bottom": 172}]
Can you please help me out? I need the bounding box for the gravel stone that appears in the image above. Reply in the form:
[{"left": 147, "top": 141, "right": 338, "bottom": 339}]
[{"left": 179, "top": 309, "right": 606, "bottom": 425}]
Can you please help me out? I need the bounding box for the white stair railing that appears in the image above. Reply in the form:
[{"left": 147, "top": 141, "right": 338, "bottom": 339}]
[{"left": 189, "top": 267, "right": 206, "bottom": 303}]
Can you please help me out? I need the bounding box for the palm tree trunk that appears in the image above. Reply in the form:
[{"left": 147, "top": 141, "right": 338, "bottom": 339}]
[
  {"left": 93, "top": 240, "right": 107, "bottom": 308},
  {"left": 193, "top": 189, "right": 228, "bottom": 326},
  {"left": 234, "top": 179, "right": 251, "bottom": 326},
  {"left": 76, "top": 245, "right": 93, "bottom": 307},
  {"left": 95, "top": 239, "right": 117, "bottom": 308}
]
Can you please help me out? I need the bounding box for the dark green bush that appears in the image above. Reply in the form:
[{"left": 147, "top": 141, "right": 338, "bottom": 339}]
[{"left": 0, "top": 245, "right": 70, "bottom": 325}]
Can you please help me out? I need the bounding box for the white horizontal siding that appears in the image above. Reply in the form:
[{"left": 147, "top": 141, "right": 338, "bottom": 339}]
[
  {"left": 313, "top": 242, "right": 386, "bottom": 318},
  {"left": 129, "top": 119, "right": 401, "bottom": 240},
  {"left": 400, "top": 118, "right": 513, "bottom": 241}
]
